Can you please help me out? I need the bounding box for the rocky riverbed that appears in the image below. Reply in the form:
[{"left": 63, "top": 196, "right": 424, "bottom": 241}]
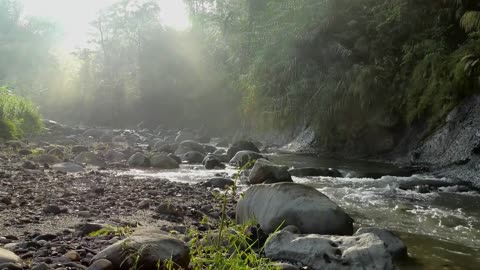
[{"left": 1, "top": 121, "right": 477, "bottom": 270}]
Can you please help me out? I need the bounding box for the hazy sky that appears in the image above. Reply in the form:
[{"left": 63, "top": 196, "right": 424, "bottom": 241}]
[{"left": 22, "top": 0, "right": 190, "bottom": 50}]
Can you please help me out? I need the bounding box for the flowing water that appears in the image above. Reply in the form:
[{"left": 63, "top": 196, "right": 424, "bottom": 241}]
[{"left": 122, "top": 153, "right": 480, "bottom": 270}]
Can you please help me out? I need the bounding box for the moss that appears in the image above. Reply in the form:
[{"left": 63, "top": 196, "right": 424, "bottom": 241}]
[{"left": 0, "top": 119, "right": 21, "bottom": 140}]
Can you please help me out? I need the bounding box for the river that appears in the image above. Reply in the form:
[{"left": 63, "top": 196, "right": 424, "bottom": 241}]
[{"left": 122, "top": 153, "right": 480, "bottom": 270}]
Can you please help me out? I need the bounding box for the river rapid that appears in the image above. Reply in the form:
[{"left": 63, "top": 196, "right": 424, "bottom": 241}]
[{"left": 122, "top": 153, "right": 480, "bottom": 270}]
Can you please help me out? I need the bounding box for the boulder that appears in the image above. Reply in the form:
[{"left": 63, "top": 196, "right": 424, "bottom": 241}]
[
  {"left": 229, "top": 151, "right": 264, "bottom": 168},
  {"left": 74, "top": 152, "right": 107, "bottom": 167},
  {"left": 104, "top": 150, "right": 127, "bottom": 163},
  {"left": 289, "top": 167, "right": 342, "bottom": 177},
  {"left": 181, "top": 151, "right": 205, "bottom": 164},
  {"left": 128, "top": 153, "right": 149, "bottom": 167},
  {"left": 0, "top": 248, "right": 20, "bottom": 265},
  {"left": 264, "top": 230, "right": 393, "bottom": 270},
  {"left": 202, "top": 154, "right": 226, "bottom": 170},
  {"left": 91, "top": 227, "right": 189, "bottom": 270},
  {"left": 227, "top": 141, "right": 260, "bottom": 159},
  {"left": 236, "top": 183, "right": 354, "bottom": 235},
  {"left": 47, "top": 147, "right": 64, "bottom": 159},
  {"left": 52, "top": 162, "right": 84, "bottom": 173},
  {"left": 175, "top": 140, "right": 205, "bottom": 155},
  {"left": 248, "top": 159, "right": 292, "bottom": 184},
  {"left": 216, "top": 139, "right": 230, "bottom": 147},
  {"left": 155, "top": 143, "right": 178, "bottom": 154},
  {"left": 150, "top": 154, "right": 180, "bottom": 169},
  {"left": 203, "top": 144, "right": 217, "bottom": 154},
  {"left": 354, "top": 227, "right": 407, "bottom": 259},
  {"left": 167, "top": 153, "right": 182, "bottom": 164}
]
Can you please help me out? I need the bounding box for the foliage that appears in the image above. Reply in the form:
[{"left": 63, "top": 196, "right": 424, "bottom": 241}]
[
  {"left": 185, "top": 0, "right": 480, "bottom": 152},
  {"left": 0, "top": 84, "right": 43, "bottom": 139},
  {"left": 88, "top": 224, "right": 134, "bottom": 238}
]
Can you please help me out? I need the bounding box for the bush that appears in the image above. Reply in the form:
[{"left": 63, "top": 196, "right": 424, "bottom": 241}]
[{"left": 0, "top": 84, "right": 43, "bottom": 139}]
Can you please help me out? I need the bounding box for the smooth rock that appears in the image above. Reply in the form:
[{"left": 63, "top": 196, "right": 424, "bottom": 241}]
[
  {"left": 264, "top": 230, "right": 393, "bottom": 270},
  {"left": 87, "top": 259, "right": 112, "bottom": 270},
  {"left": 202, "top": 178, "right": 234, "bottom": 189},
  {"left": 181, "top": 151, "right": 205, "bottom": 164},
  {"left": 289, "top": 167, "right": 342, "bottom": 178},
  {"left": 150, "top": 154, "right": 179, "bottom": 169},
  {"left": 0, "top": 248, "right": 20, "bottom": 265},
  {"left": 229, "top": 150, "right": 264, "bottom": 168},
  {"left": 127, "top": 153, "right": 149, "bottom": 167},
  {"left": 236, "top": 183, "right": 354, "bottom": 235},
  {"left": 74, "top": 152, "right": 107, "bottom": 167},
  {"left": 91, "top": 227, "right": 189, "bottom": 270},
  {"left": 248, "top": 159, "right": 292, "bottom": 184},
  {"left": 354, "top": 227, "right": 407, "bottom": 258},
  {"left": 227, "top": 141, "right": 260, "bottom": 159},
  {"left": 72, "top": 145, "right": 89, "bottom": 154}
]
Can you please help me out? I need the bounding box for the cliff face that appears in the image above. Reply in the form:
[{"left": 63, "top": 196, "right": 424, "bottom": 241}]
[{"left": 402, "top": 95, "right": 480, "bottom": 187}]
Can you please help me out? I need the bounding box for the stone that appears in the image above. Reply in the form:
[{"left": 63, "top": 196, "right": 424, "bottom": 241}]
[
  {"left": 127, "top": 153, "right": 149, "bottom": 167},
  {"left": 272, "top": 262, "right": 300, "bottom": 270},
  {"left": 74, "top": 152, "right": 107, "bottom": 167},
  {"left": 150, "top": 154, "right": 179, "bottom": 169},
  {"left": 48, "top": 148, "right": 64, "bottom": 159},
  {"left": 18, "top": 149, "right": 32, "bottom": 155},
  {"left": 181, "top": 151, "right": 205, "bottom": 164},
  {"left": 229, "top": 150, "right": 264, "bottom": 168},
  {"left": 202, "top": 154, "right": 225, "bottom": 170},
  {"left": 202, "top": 178, "right": 234, "bottom": 189},
  {"left": 77, "top": 223, "right": 105, "bottom": 236},
  {"left": 248, "top": 159, "right": 293, "bottom": 184},
  {"left": 167, "top": 153, "right": 181, "bottom": 164},
  {"left": 52, "top": 162, "right": 84, "bottom": 173},
  {"left": 289, "top": 167, "right": 342, "bottom": 177},
  {"left": 87, "top": 259, "right": 112, "bottom": 270},
  {"left": 0, "top": 262, "right": 22, "bottom": 270},
  {"left": 264, "top": 230, "right": 394, "bottom": 270},
  {"left": 43, "top": 205, "right": 61, "bottom": 215},
  {"left": 64, "top": 251, "right": 80, "bottom": 261},
  {"left": 31, "top": 263, "right": 50, "bottom": 270},
  {"left": 203, "top": 144, "right": 217, "bottom": 153},
  {"left": 354, "top": 227, "right": 407, "bottom": 259},
  {"left": 236, "top": 183, "right": 354, "bottom": 235},
  {"left": 22, "top": 160, "right": 38, "bottom": 170},
  {"left": 83, "top": 129, "right": 110, "bottom": 138},
  {"left": 227, "top": 141, "right": 260, "bottom": 159},
  {"left": 0, "top": 248, "right": 20, "bottom": 265},
  {"left": 155, "top": 203, "right": 179, "bottom": 216},
  {"left": 175, "top": 131, "right": 196, "bottom": 143},
  {"left": 91, "top": 227, "right": 189, "bottom": 270}
]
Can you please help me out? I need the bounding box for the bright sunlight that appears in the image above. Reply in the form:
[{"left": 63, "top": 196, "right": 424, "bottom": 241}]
[{"left": 22, "top": 0, "right": 190, "bottom": 50}]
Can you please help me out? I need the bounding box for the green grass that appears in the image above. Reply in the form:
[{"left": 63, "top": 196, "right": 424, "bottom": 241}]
[{"left": 0, "top": 84, "right": 43, "bottom": 139}]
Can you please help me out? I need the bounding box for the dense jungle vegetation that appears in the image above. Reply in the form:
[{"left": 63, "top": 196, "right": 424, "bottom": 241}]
[{"left": 1, "top": 0, "right": 480, "bottom": 154}]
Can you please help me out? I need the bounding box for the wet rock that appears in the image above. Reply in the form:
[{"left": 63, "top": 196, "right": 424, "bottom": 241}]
[
  {"left": 0, "top": 248, "right": 21, "bottom": 265},
  {"left": 229, "top": 151, "right": 264, "bottom": 168},
  {"left": 354, "top": 227, "right": 407, "bottom": 259},
  {"left": 43, "top": 205, "right": 62, "bottom": 215},
  {"left": 181, "top": 151, "right": 205, "bottom": 164},
  {"left": 202, "top": 154, "right": 225, "bottom": 170},
  {"left": 127, "top": 153, "right": 149, "bottom": 167},
  {"left": 213, "top": 149, "right": 226, "bottom": 155},
  {"left": 201, "top": 178, "right": 234, "bottom": 189},
  {"left": 203, "top": 145, "right": 217, "bottom": 154},
  {"left": 175, "top": 131, "right": 196, "bottom": 143},
  {"left": 91, "top": 227, "right": 189, "bottom": 270},
  {"left": 236, "top": 183, "right": 354, "bottom": 235},
  {"left": 398, "top": 179, "right": 476, "bottom": 193},
  {"left": 167, "top": 153, "right": 181, "bottom": 164},
  {"left": 74, "top": 152, "right": 107, "bottom": 167},
  {"left": 227, "top": 141, "right": 260, "bottom": 159},
  {"left": 150, "top": 154, "right": 179, "bottom": 169},
  {"left": 289, "top": 167, "right": 342, "bottom": 177},
  {"left": 248, "top": 159, "right": 292, "bottom": 184},
  {"left": 0, "top": 262, "right": 22, "bottom": 270},
  {"left": 216, "top": 139, "right": 230, "bottom": 147},
  {"left": 72, "top": 145, "right": 89, "bottom": 154},
  {"left": 31, "top": 263, "right": 50, "bottom": 270},
  {"left": 52, "top": 162, "right": 84, "bottom": 173},
  {"left": 87, "top": 259, "right": 112, "bottom": 270},
  {"left": 264, "top": 230, "right": 393, "bottom": 270}
]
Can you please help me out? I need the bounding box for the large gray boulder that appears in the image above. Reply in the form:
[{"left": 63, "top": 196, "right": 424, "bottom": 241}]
[
  {"left": 104, "top": 150, "right": 127, "bottom": 163},
  {"left": 354, "top": 227, "right": 407, "bottom": 259},
  {"left": 175, "top": 131, "right": 196, "bottom": 143},
  {"left": 175, "top": 140, "right": 205, "bottom": 155},
  {"left": 52, "top": 162, "right": 84, "bottom": 173},
  {"left": 227, "top": 141, "right": 260, "bottom": 159},
  {"left": 33, "top": 154, "right": 60, "bottom": 165},
  {"left": 181, "top": 151, "right": 205, "bottom": 164},
  {"left": 289, "top": 167, "right": 342, "bottom": 178},
  {"left": 236, "top": 183, "right": 353, "bottom": 235},
  {"left": 229, "top": 151, "right": 264, "bottom": 168},
  {"left": 0, "top": 248, "right": 21, "bottom": 265},
  {"left": 150, "top": 154, "right": 179, "bottom": 169},
  {"left": 264, "top": 230, "right": 393, "bottom": 270},
  {"left": 202, "top": 154, "right": 226, "bottom": 170},
  {"left": 72, "top": 145, "right": 89, "bottom": 154},
  {"left": 74, "top": 152, "right": 107, "bottom": 167},
  {"left": 249, "top": 159, "right": 292, "bottom": 184},
  {"left": 128, "top": 153, "right": 149, "bottom": 167},
  {"left": 91, "top": 227, "right": 189, "bottom": 270}
]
